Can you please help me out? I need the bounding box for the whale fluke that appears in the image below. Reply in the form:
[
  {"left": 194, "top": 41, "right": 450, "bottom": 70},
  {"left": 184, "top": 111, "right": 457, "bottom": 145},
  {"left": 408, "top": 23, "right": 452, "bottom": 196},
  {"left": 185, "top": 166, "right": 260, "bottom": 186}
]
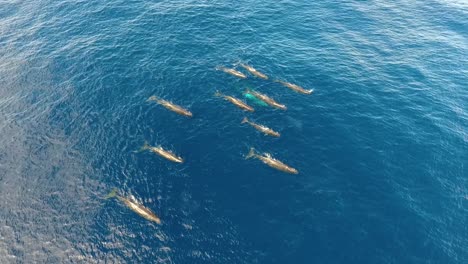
[
  {"left": 105, "top": 188, "right": 118, "bottom": 199},
  {"left": 246, "top": 148, "right": 257, "bottom": 159}
]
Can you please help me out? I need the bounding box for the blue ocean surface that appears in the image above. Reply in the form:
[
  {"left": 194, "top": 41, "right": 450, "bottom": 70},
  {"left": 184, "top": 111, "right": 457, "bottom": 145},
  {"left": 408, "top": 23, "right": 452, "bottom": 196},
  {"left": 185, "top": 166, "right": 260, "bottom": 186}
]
[{"left": 0, "top": 0, "right": 467, "bottom": 263}]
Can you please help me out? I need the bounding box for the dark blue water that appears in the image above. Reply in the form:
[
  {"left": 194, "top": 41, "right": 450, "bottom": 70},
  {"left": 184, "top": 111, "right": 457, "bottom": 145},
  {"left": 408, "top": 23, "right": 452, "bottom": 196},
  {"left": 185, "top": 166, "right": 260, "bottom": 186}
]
[{"left": 1, "top": 0, "right": 467, "bottom": 263}]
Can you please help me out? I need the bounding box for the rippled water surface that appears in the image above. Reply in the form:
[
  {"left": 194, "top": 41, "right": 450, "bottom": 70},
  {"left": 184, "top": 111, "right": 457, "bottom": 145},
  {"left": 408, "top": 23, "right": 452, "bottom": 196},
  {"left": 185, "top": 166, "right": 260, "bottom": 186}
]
[{"left": 1, "top": 0, "right": 467, "bottom": 263}]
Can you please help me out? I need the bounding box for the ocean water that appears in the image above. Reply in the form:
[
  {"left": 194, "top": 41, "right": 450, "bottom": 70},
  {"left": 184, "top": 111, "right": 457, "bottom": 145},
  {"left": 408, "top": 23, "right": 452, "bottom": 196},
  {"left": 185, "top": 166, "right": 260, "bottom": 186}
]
[{"left": 0, "top": 0, "right": 467, "bottom": 263}]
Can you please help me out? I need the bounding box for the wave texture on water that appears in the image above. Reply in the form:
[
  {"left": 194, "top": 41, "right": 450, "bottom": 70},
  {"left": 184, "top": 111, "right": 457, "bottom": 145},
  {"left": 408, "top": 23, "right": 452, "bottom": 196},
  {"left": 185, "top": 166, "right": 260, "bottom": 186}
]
[{"left": 0, "top": 0, "right": 467, "bottom": 263}]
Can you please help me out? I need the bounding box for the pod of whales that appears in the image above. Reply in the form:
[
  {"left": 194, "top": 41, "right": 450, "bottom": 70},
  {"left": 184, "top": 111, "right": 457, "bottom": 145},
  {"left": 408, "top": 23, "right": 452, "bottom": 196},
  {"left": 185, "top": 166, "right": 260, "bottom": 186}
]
[{"left": 109, "top": 61, "right": 315, "bottom": 227}]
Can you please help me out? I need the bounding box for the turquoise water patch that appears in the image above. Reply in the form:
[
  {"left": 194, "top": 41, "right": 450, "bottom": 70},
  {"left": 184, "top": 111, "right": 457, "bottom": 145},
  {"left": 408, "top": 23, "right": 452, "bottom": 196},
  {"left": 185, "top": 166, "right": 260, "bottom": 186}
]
[{"left": 244, "top": 93, "right": 268, "bottom": 106}]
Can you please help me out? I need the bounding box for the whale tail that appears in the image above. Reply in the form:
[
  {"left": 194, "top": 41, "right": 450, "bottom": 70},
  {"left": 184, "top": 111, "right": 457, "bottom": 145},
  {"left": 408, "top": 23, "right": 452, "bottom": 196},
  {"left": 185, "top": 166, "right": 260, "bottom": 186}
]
[
  {"left": 241, "top": 117, "right": 249, "bottom": 124},
  {"left": 147, "top": 95, "right": 161, "bottom": 103},
  {"left": 214, "top": 90, "right": 223, "bottom": 97},
  {"left": 134, "top": 141, "right": 151, "bottom": 153},
  {"left": 245, "top": 147, "right": 257, "bottom": 159},
  {"left": 215, "top": 66, "right": 226, "bottom": 71},
  {"left": 234, "top": 60, "right": 243, "bottom": 67},
  {"left": 142, "top": 141, "right": 151, "bottom": 150},
  {"left": 105, "top": 188, "right": 118, "bottom": 200}
]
